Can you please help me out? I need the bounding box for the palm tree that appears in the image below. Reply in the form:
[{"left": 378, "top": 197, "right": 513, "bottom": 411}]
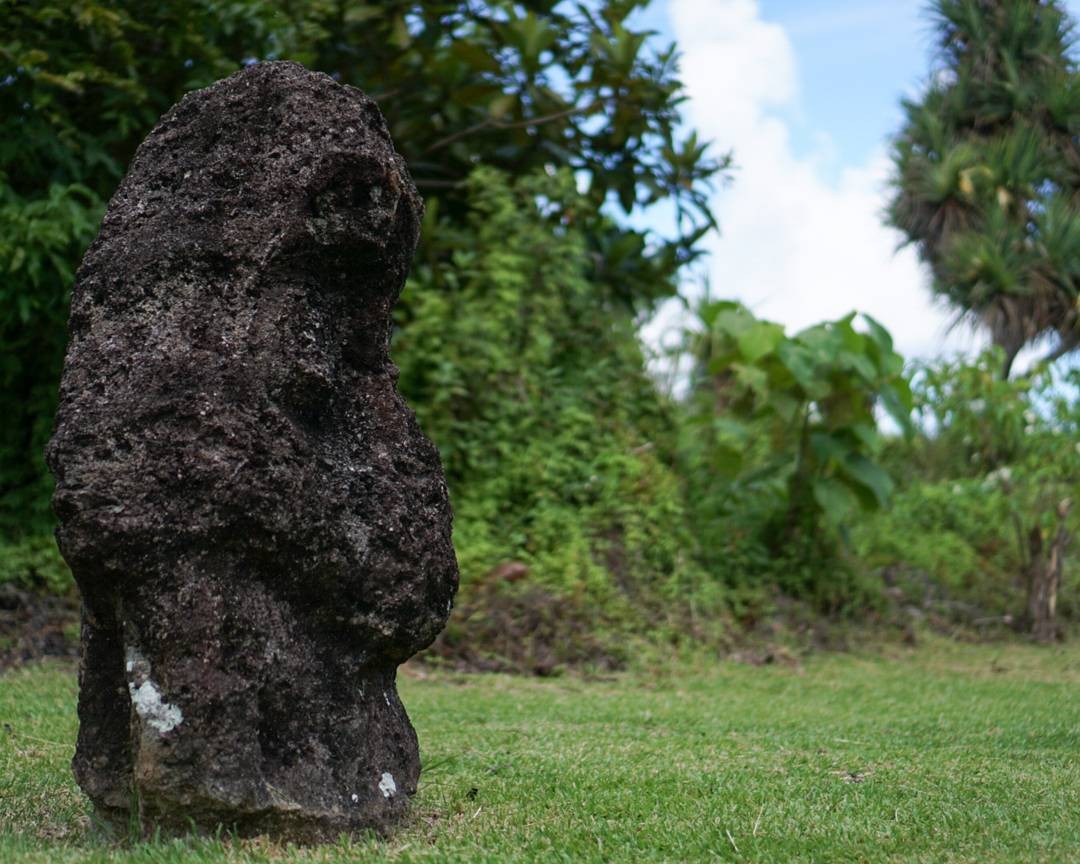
[{"left": 889, "top": 0, "right": 1079, "bottom": 378}]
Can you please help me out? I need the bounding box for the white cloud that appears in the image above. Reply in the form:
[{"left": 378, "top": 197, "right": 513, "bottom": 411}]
[{"left": 646, "top": 0, "right": 984, "bottom": 365}]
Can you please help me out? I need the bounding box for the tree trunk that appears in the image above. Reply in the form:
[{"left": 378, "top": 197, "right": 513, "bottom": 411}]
[
  {"left": 1025, "top": 502, "right": 1071, "bottom": 643},
  {"left": 999, "top": 339, "right": 1022, "bottom": 380}
]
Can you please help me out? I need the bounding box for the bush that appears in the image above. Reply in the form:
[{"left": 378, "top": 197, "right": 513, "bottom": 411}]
[
  {"left": 857, "top": 351, "right": 1079, "bottom": 629},
  {"left": 399, "top": 169, "right": 725, "bottom": 669},
  {"left": 675, "top": 301, "right": 911, "bottom": 614}
]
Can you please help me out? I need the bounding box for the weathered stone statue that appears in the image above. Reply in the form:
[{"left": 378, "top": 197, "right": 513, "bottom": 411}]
[{"left": 46, "top": 61, "right": 458, "bottom": 840}]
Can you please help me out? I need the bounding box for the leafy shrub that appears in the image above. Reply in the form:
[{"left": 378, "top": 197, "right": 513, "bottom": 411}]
[
  {"left": 859, "top": 351, "right": 1079, "bottom": 628},
  {"left": 398, "top": 168, "right": 723, "bottom": 668},
  {"left": 676, "top": 301, "right": 911, "bottom": 612}
]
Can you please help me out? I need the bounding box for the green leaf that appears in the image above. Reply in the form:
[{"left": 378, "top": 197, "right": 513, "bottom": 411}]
[
  {"left": 848, "top": 423, "right": 880, "bottom": 452},
  {"left": 809, "top": 431, "right": 847, "bottom": 465},
  {"left": 713, "top": 416, "right": 751, "bottom": 445},
  {"left": 488, "top": 92, "right": 517, "bottom": 120},
  {"left": 732, "top": 363, "right": 769, "bottom": 402},
  {"left": 879, "top": 382, "right": 915, "bottom": 434},
  {"left": 776, "top": 341, "right": 824, "bottom": 398},
  {"left": 735, "top": 320, "right": 784, "bottom": 363},
  {"left": 861, "top": 313, "right": 894, "bottom": 355},
  {"left": 837, "top": 454, "right": 893, "bottom": 509},
  {"left": 812, "top": 477, "right": 858, "bottom": 525},
  {"left": 835, "top": 346, "right": 878, "bottom": 382}
]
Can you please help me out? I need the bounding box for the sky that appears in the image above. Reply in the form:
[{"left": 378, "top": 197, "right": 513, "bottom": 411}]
[{"left": 638, "top": 0, "right": 1080, "bottom": 366}]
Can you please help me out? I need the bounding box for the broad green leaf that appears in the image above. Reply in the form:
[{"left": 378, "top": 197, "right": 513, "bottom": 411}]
[
  {"left": 837, "top": 453, "right": 893, "bottom": 509},
  {"left": 848, "top": 423, "right": 880, "bottom": 452},
  {"left": 767, "top": 391, "right": 804, "bottom": 426},
  {"left": 835, "top": 347, "right": 878, "bottom": 382},
  {"left": 735, "top": 320, "right": 784, "bottom": 363},
  {"left": 812, "top": 477, "right": 857, "bottom": 525},
  {"left": 712, "top": 304, "right": 756, "bottom": 340},
  {"left": 879, "top": 382, "right": 915, "bottom": 435},
  {"left": 809, "top": 431, "right": 847, "bottom": 464},
  {"left": 776, "top": 341, "right": 826, "bottom": 399},
  {"left": 713, "top": 416, "right": 751, "bottom": 445},
  {"left": 861, "top": 313, "right": 894, "bottom": 355},
  {"left": 732, "top": 362, "right": 769, "bottom": 402}
]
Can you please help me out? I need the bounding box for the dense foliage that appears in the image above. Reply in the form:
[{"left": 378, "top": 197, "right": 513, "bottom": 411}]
[
  {"left": 888, "top": 0, "right": 1079, "bottom": 377},
  {"left": 858, "top": 351, "right": 1078, "bottom": 636},
  {"left": 400, "top": 168, "right": 721, "bottom": 668},
  {"left": 287, "top": 1, "right": 725, "bottom": 304}
]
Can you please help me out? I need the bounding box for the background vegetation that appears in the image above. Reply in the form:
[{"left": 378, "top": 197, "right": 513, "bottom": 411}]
[{"left": 1, "top": 0, "right": 1077, "bottom": 668}]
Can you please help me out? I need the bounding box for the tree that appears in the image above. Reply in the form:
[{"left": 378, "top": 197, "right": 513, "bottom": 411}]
[
  {"left": 0, "top": 1, "right": 726, "bottom": 552},
  {"left": 283, "top": 2, "right": 724, "bottom": 309},
  {"left": 888, "top": 0, "right": 1079, "bottom": 378}
]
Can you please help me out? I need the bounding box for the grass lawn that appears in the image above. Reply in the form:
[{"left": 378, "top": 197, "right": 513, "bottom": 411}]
[{"left": 1, "top": 639, "right": 1078, "bottom": 863}]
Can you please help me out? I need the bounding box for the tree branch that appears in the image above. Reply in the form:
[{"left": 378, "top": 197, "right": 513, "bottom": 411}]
[{"left": 423, "top": 100, "right": 602, "bottom": 155}]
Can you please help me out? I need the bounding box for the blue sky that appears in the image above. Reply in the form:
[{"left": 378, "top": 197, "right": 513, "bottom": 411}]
[
  {"left": 761, "top": 2, "right": 928, "bottom": 178},
  {"left": 638, "top": 0, "right": 1079, "bottom": 364}
]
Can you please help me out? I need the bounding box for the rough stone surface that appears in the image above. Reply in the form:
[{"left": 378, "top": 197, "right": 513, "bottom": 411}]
[{"left": 45, "top": 61, "right": 458, "bottom": 841}]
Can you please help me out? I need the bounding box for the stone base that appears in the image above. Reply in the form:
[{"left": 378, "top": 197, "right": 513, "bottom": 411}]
[{"left": 73, "top": 582, "right": 420, "bottom": 842}]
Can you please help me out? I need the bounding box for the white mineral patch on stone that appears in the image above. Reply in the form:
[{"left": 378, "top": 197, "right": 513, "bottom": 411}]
[
  {"left": 350, "top": 793, "right": 359, "bottom": 803},
  {"left": 125, "top": 646, "right": 183, "bottom": 735},
  {"left": 378, "top": 772, "right": 396, "bottom": 798},
  {"left": 128, "top": 680, "right": 183, "bottom": 734}
]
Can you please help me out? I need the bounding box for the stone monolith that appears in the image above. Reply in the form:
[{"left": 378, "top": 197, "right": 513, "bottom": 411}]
[{"left": 45, "top": 61, "right": 459, "bottom": 840}]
